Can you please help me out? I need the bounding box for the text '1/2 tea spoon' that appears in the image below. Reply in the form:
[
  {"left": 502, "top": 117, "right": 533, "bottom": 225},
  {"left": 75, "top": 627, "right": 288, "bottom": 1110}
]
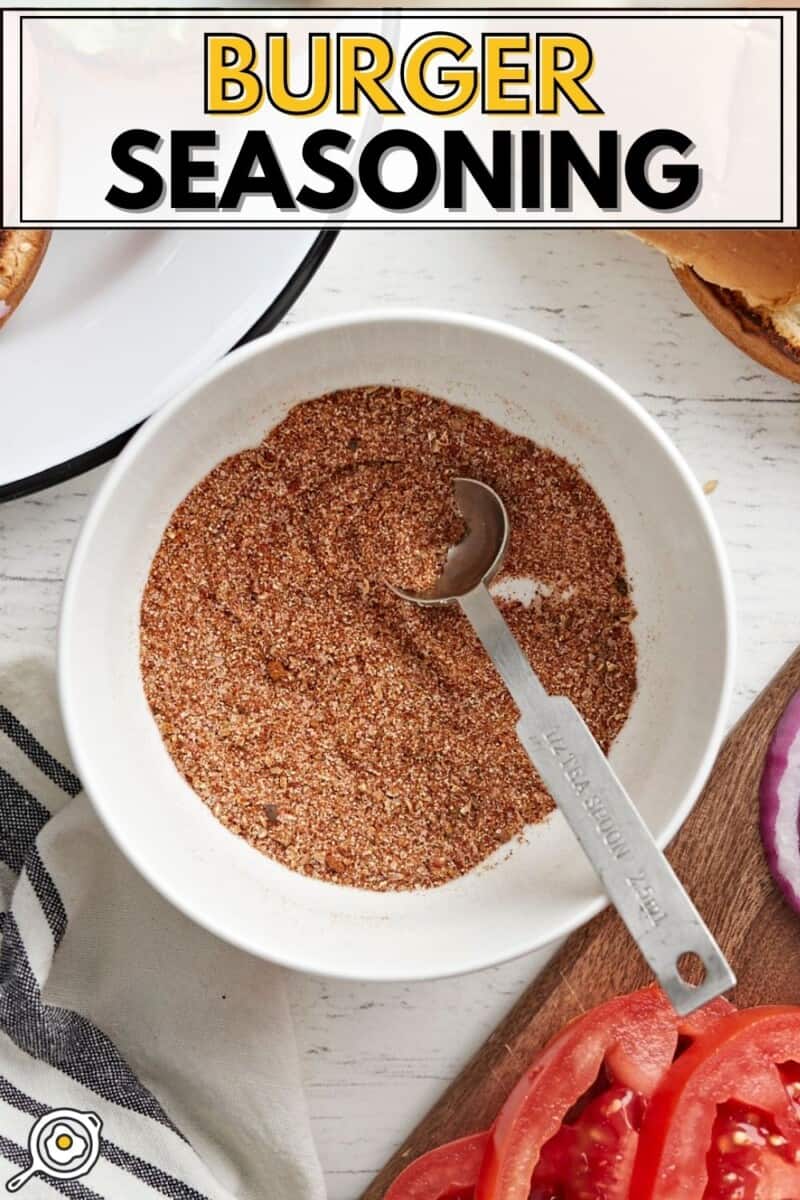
[{"left": 389, "top": 477, "right": 734, "bottom": 1015}]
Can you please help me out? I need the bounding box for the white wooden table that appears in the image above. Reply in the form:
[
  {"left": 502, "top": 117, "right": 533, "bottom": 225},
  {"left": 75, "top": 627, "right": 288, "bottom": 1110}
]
[{"left": 2, "top": 228, "right": 799, "bottom": 1198}]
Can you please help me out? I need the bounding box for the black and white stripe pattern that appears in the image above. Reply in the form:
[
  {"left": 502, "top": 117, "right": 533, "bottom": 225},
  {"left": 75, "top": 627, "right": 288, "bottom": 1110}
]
[
  {"left": 0, "top": 1075, "right": 207, "bottom": 1200},
  {"left": 0, "top": 915, "right": 181, "bottom": 1131},
  {"left": 0, "top": 706, "right": 213, "bottom": 1200},
  {"left": 0, "top": 767, "right": 51, "bottom": 874},
  {"left": 0, "top": 709, "right": 81, "bottom": 798},
  {"left": 0, "top": 1133, "right": 104, "bottom": 1200}
]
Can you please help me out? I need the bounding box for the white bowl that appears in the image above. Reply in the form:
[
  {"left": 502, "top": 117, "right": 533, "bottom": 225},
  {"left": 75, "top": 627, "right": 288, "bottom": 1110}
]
[{"left": 59, "top": 310, "right": 735, "bottom": 980}]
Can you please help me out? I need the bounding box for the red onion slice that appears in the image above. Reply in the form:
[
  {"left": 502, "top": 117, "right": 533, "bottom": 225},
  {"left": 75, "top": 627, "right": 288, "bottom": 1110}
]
[{"left": 761, "top": 690, "right": 800, "bottom": 914}]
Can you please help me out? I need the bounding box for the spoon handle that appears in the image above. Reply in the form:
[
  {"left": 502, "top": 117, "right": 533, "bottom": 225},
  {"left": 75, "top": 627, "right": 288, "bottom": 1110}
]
[{"left": 458, "top": 584, "right": 735, "bottom": 1015}]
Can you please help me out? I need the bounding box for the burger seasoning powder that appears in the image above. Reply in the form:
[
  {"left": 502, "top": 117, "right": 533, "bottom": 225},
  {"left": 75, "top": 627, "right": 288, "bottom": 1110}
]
[{"left": 140, "top": 387, "right": 637, "bottom": 891}]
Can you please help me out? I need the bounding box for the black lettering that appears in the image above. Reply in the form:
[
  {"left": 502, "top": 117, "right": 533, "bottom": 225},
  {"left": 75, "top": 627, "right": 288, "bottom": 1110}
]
[
  {"left": 218, "top": 130, "right": 297, "bottom": 210},
  {"left": 625, "top": 129, "right": 700, "bottom": 211},
  {"left": 521, "top": 130, "right": 542, "bottom": 210},
  {"left": 550, "top": 130, "right": 619, "bottom": 210},
  {"left": 443, "top": 130, "right": 512, "bottom": 211},
  {"left": 358, "top": 130, "right": 437, "bottom": 211},
  {"left": 171, "top": 131, "right": 217, "bottom": 210},
  {"left": 297, "top": 129, "right": 355, "bottom": 211},
  {"left": 106, "top": 128, "right": 164, "bottom": 211}
]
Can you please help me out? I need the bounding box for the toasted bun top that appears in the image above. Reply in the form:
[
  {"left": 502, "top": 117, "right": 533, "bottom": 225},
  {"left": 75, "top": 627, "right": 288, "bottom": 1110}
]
[
  {"left": 635, "top": 231, "right": 800, "bottom": 310},
  {"left": 672, "top": 263, "right": 800, "bottom": 384},
  {"left": 0, "top": 229, "right": 50, "bottom": 326}
]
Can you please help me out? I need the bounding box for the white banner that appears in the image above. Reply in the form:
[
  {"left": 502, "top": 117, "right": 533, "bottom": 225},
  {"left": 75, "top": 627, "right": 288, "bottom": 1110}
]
[{"left": 2, "top": 8, "right": 797, "bottom": 227}]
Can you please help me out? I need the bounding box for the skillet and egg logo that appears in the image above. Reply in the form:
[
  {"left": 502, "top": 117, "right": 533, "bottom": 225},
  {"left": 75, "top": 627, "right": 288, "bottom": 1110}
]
[{"left": 6, "top": 1109, "right": 102, "bottom": 1192}]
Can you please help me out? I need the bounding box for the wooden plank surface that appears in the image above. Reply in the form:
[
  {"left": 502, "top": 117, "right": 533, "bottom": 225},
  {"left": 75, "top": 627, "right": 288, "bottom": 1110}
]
[{"left": 362, "top": 646, "right": 800, "bottom": 1200}]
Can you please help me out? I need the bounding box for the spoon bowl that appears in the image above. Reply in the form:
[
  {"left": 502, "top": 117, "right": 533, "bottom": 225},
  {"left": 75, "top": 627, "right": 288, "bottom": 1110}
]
[{"left": 388, "top": 477, "right": 509, "bottom": 605}]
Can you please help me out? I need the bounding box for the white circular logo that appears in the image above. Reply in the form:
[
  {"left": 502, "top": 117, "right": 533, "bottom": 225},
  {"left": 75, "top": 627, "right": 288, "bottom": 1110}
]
[{"left": 6, "top": 1108, "right": 102, "bottom": 1192}]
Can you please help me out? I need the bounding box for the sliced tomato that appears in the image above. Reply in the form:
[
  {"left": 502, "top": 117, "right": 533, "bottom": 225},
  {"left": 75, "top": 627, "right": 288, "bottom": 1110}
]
[
  {"left": 631, "top": 1006, "right": 800, "bottom": 1199},
  {"left": 384, "top": 1132, "right": 489, "bottom": 1200},
  {"left": 679, "top": 995, "right": 737, "bottom": 1040},
  {"left": 476, "top": 988, "right": 733, "bottom": 1200},
  {"left": 530, "top": 1083, "right": 644, "bottom": 1200}
]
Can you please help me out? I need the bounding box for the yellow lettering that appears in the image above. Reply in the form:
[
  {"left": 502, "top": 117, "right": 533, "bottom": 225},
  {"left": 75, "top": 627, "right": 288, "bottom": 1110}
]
[
  {"left": 537, "top": 35, "right": 602, "bottom": 115},
  {"left": 338, "top": 34, "right": 401, "bottom": 115},
  {"left": 266, "top": 34, "right": 331, "bottom": 115},
  {"left": 483, "top": 34, "right": 530, "bottom": 114},
  {"left": 402, "top": 33, "right": 477, "bottom": 116},
  {"left": 205, "top": 34, "right": 263, "bottom": 115}
]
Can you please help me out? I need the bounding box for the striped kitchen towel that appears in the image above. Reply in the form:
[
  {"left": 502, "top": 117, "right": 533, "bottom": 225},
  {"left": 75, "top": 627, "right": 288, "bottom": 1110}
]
[{"left": 0, "top": 658, "right": 325, "bottom": 1200}]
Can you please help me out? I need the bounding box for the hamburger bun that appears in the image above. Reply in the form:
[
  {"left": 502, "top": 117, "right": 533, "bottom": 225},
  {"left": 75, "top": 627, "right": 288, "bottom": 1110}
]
[
  {"left": 634, "top": 231, "right": 800, "bottom": 383},
  {"left": 0, "top": 229, "right": 50, "bottom": 330}
]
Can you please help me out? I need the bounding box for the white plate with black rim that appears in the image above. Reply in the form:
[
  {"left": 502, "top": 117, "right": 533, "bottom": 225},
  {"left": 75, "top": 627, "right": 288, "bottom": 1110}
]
[{"left": 0, "top": 228, "right": 334, "bottom": 499}]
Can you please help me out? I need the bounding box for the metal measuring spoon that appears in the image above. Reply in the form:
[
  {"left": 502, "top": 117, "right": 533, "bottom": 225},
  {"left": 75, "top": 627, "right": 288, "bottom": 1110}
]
[{"left": 390, "top": 477, "right": 734, "bottom": 1014}]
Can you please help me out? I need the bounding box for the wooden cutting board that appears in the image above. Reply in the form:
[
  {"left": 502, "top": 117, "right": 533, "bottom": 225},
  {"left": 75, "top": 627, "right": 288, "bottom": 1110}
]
[{"left": 362, "top": 647, "right": 800, "bottom": 1200}]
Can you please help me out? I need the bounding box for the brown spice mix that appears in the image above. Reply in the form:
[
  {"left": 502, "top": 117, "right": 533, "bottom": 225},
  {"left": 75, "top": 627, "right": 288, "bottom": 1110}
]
[{"left": 140, "top": 386, "right": 637, "bottom": 891}]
